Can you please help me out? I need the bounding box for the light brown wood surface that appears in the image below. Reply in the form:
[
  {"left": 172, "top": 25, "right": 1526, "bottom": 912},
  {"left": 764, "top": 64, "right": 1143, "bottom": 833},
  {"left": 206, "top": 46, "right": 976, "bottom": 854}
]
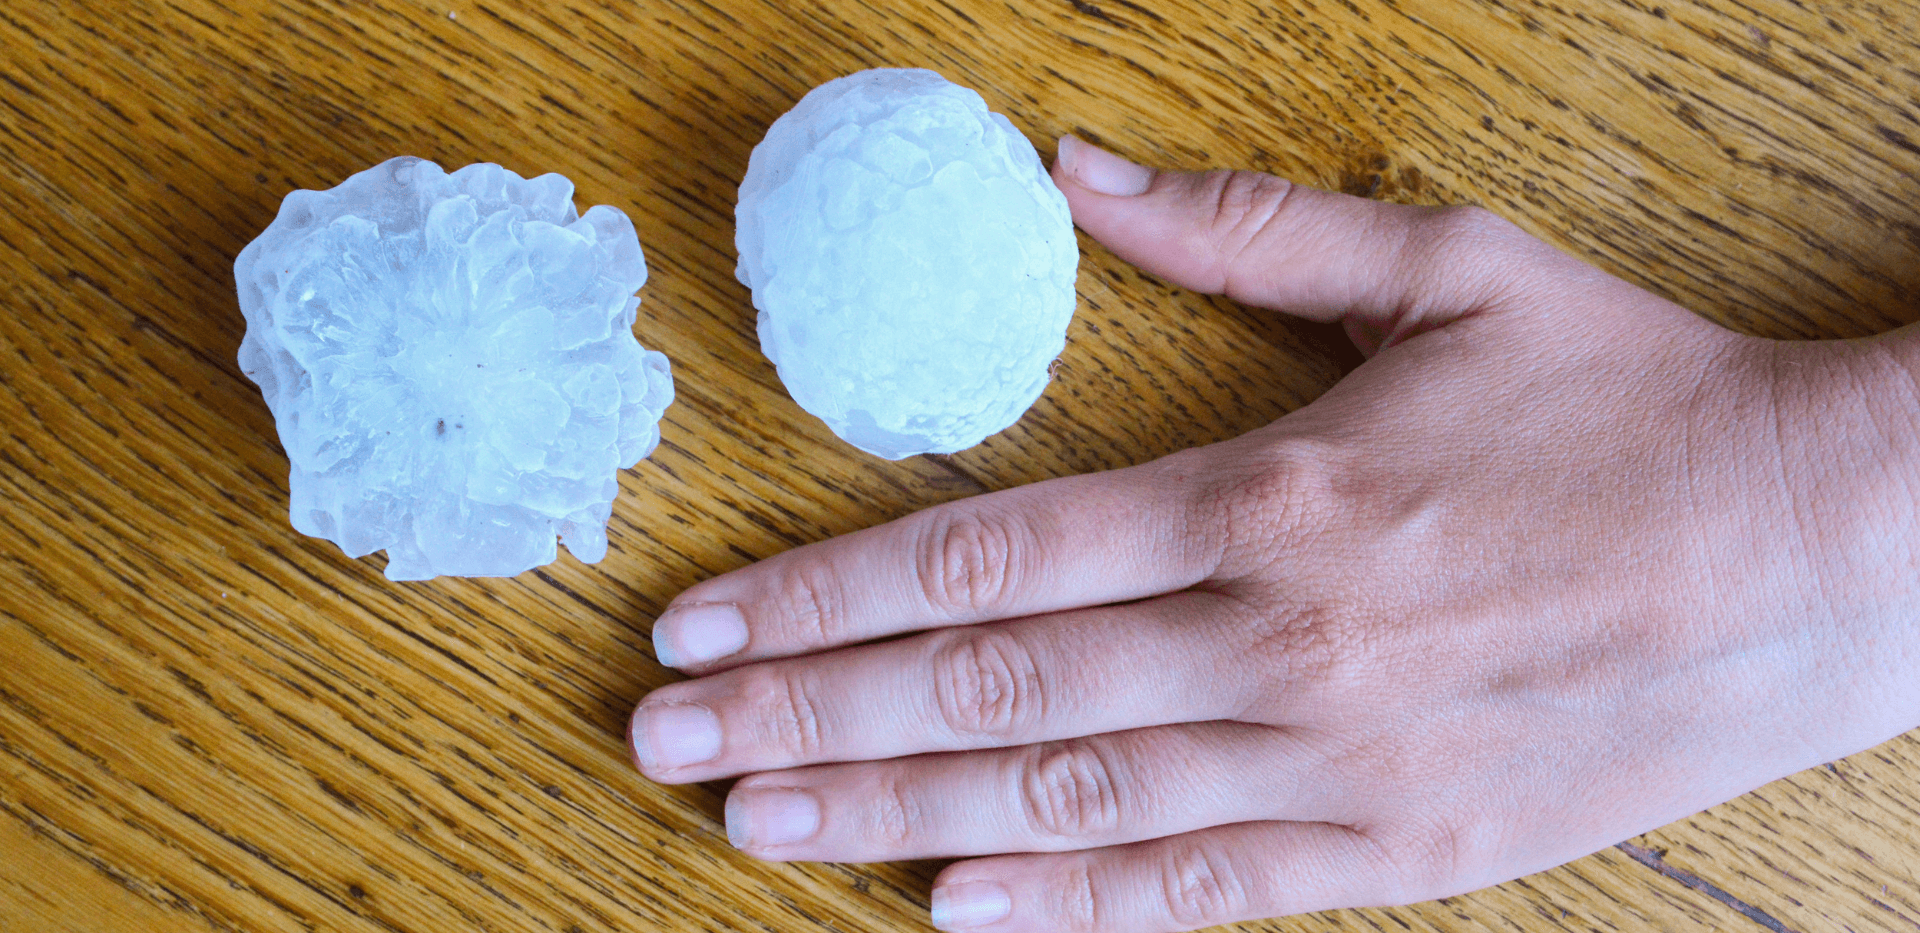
[{"left": 2, "top": 0, "right": 1917, "bottom": 931}]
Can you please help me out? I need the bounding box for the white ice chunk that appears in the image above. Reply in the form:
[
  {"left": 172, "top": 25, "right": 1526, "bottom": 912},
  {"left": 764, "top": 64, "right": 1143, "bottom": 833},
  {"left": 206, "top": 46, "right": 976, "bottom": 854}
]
[
  {"left": 234, "top": 157, "right": 674, "bottom": 581},
  {"left": 735, "top": 68, "right": 1079, "bottom": 459}
]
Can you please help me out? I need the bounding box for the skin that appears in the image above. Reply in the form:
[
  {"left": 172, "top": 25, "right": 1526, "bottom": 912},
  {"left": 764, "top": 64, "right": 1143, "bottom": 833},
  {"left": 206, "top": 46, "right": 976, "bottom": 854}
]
[{"left": 630, "top": 134, "right": 1920, "bottom": 933}]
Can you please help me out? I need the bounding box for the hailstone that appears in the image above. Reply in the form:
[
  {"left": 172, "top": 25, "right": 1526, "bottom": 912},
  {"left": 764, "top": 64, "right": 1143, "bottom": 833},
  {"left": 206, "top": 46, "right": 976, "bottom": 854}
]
[
  {"left": 233, "top": 157, "right": 674, "bottom": 581},
  {"left": 735, "top": 68, "right": 1079, "bottom": 459}
]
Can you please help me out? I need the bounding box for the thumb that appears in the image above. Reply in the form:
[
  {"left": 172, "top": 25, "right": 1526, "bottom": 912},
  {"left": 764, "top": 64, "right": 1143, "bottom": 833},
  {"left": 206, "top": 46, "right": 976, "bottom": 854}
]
[{"left": 1052, "top": 135, "right": 1573, "bottom": 351}]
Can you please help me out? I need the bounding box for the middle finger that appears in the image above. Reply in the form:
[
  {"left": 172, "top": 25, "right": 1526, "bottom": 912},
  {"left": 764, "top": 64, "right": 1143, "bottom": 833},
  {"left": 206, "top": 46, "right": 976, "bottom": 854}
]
[
  {"left": 630, "top": 590, "right": 1265, "bottom": 783},
  {"left": 723, "top": 720, "right": 1349, "bottom": 862}
]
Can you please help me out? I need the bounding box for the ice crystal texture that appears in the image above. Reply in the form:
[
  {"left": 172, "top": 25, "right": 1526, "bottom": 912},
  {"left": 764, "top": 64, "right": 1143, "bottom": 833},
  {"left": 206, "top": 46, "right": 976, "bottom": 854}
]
[
  {"left": 234, "top": 157, "right": 674, "bottom": 581},
  {"left": 735, "top": 68, "right": 1079, "bottom": 459}
]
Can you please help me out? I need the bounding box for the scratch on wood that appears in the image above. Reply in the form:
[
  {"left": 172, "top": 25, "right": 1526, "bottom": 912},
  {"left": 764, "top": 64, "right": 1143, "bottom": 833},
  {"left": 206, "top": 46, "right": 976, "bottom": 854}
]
[{"left": 1617, "top": 841, "right": 1800, "bottom": 933}]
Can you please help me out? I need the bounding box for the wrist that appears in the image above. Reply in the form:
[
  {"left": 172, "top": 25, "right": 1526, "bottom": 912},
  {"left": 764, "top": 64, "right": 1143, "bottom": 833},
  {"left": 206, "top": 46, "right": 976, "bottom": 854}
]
[{"left": 1759, "top": 330, "right": 1920, "bottom": 735}]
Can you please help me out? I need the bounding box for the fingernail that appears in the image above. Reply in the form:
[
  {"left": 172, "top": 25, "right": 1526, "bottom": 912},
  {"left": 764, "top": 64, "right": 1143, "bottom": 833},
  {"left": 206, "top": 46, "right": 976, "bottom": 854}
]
[
  {"left": 1056, "top": 134, "right": 1153, "bottom": 197},
  {"left": 726, "top": 786, "right": 821, "bottom": 849},
  {"left": 931, "top": 881, "right": 1011, "bottom": 930},
  {"left": 654, "top": 602, "right": 748, "bottom": 667},
  {"left": 631, "top": 703, "right": 721, "bottom": 771}
]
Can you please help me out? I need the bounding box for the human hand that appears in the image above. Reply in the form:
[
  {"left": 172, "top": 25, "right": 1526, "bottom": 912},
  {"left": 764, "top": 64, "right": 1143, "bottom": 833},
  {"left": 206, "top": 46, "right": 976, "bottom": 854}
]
[{"left": 632, "top": 134, "right": 1920, "bottom": 932}]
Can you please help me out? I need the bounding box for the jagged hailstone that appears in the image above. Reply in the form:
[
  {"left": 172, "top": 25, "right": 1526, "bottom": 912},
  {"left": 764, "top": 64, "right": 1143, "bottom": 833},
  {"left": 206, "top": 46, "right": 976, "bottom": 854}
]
[
  {"left": 735, "top": 68, "right": 1079, "bottom": 459},
  {"left": 234, "top": 157, "right": 674, "bottom": 581}
]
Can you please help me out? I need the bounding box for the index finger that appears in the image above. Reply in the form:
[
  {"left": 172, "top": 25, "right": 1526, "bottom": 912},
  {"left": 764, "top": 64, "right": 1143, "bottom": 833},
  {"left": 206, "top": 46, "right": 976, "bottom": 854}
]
[{"left": 651, "top": 456, "right": 1220, "bottom": 672}]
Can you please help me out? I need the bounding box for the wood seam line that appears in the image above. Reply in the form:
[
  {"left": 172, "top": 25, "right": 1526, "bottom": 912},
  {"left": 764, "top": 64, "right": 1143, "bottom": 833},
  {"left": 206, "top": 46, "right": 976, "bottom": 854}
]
[{"left": 1615, "top": 841, "right": 1800, "bottom": 933}]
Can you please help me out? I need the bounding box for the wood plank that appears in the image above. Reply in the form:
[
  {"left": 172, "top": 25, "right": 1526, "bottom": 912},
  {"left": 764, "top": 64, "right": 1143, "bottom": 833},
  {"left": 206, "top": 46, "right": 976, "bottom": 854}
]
[
  {"left": 1631, "top": 733, "right": 1920, "bottom": 933},
  {"left": 0, "top": 813, "right": 211, "bottom": 933},
  {"left": 1, "top": 0, "right": 1917, "bottom": 931}
]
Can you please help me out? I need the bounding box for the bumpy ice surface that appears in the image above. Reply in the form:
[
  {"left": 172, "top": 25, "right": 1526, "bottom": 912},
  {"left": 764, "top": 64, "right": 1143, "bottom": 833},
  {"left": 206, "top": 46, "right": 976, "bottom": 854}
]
[
  {"left": 234, "top": 157, "right": 674, "bottom": 581},
  {"left": 735, "top": 68, "right": 1079, "bottom": 459}
]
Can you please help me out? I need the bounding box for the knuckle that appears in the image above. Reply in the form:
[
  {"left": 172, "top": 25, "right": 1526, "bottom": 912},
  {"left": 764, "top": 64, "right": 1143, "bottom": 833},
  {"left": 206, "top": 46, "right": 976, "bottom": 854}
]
[
  {"left": 1438, "top": 203, "right": 1521, "bottom": 242},
  {"left": 1240, "top": 601, "right": 1369, "bottom": 698},
  {"left": 738, "top": 665, "right": 828, "bottom": 761},
  {"left": 1381, "top": 818, "right": 1498, "bottom": 899},
  {"left": 871, "top": 773, "right": 919, "bottom": 848},
  {"left": 1158, "top": 840, "right": 1249, "bottom": 928},
  {"left": 1342, "top": 815, "right": 1487, "bottom": 906},
  {"left": 1052, "top": 858, "right": 1101, "bottom": 933},
  {"left": 768, "top": 559, "right": 848, "bottom": 646},
  {"left": 1390, "top": 203, "right": 1559, "bottom": 320},
  {"left": 1207, "top": 170, "right": 1293, "bottom": 238},
  {"left": 1418, "top": 204, "right": 1531, "bottom": 275},
  {"left": 1020, "top": 740, "right": 1122, "bottom": 841},
  {"left": 1204, "top": 170, "right": 1295, "bottom": 281},
  {"left": 1192, "top": 439, "right": 1338, "bottom": 571},
  {"left": 933, "top": 629, "right": 1043, "bottom": 739},
  {"left": 915, "top": 506, "right": 1026, "bottom": 620}
]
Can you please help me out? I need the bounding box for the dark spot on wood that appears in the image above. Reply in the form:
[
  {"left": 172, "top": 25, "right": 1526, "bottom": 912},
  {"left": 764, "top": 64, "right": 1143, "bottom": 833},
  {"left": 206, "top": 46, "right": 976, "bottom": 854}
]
[
  {"left": 1396, "top": 166, "right": 1428, "bottom": 196},
  {"left": 1068, "top": 0, "right": 1125, "bottom": 28},
  {"left": 1878, "top": 126, "right": 1920, "bottom": 155},
  {"left": 317, "top": 778, "right": 363, "bottom": 814},
  {"left": 67, "top": 268, "right": 112, "bottom": 296},
  {"left": 168, "top": 667, "right": 213, "bottom": 701},
  {"left": 132, "top": 702, "right": 174, "bottom": 725},
  {"left": 348, "top": 884, "right": 368, "bottom": 899}
]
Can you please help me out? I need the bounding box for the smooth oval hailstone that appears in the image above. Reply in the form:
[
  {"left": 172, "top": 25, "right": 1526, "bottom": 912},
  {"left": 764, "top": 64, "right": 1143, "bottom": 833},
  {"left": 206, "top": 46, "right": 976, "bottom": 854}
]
[
  {"left": 735, "top": 68, "right": 1079, "bottom": 459},
  {"left": 234, "top": 157, "right": 674, "bottom": 581}
]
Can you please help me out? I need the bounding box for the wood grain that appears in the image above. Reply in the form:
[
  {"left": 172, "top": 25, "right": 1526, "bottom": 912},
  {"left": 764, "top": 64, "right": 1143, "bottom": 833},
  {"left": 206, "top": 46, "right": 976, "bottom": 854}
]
[{"left": 1, "top": 0, "right": 1916, "bottom": 931}]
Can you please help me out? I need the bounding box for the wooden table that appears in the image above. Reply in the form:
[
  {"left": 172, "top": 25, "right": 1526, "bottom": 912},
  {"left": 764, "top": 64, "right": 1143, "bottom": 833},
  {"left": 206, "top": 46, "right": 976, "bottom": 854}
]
[{"left": 4, "top": 0, "right": 1917, "bottom": 930}]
